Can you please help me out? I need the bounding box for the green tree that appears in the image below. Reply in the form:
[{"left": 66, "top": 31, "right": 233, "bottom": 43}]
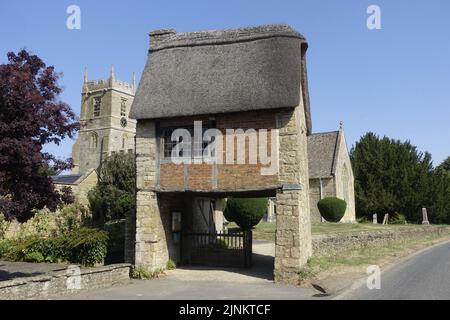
[
  {"left": 88, "top": 153, "right": 135, "bottom": 225},
  {"left": 350, "top": 132, "right": 434, "bottom": 222},
  {"left": 429, "top": 156, "right": 450, "bottom": 223},
  {"left": 436, "top": 156, "right": 450, "bottom": 177}
]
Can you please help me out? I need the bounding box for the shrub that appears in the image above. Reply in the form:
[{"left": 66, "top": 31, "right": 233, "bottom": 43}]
[
  {"left": 24, "top": 251, "right": 45, "bottom": 263},
  {"left": 131, "top": 266, "right": 152, "bottom": 279},
  {"left": 0, "top": 213, "right": 8, "bottom": 239},
  {"left": 0, "top": 204, "right": 91, "bottom": 241},
  {"left": 0, "top": 228, "right": 108, "bottom": 267},
  {"left": 64, "top": 228, "right": 109, "bottom": 266},
  {"left": 166, "top": 260, "right": 177, "bottom": 270},
  {"left": 0, "top": 240, "right": 13, "bottom": 258},
  {"left": 131, "top": 266, "right": 165, "bottom": 280},
  {"left": 317, "top": 197, "right": 347, "bottom": 222},
  {"left": 54, "top": 203, "right": 91, "bottom": 235},
  {"left": 224, "top": 198, "right": 268, "bottom": 231},
  {"left": 390, "top": 213, "right": 407, "bottom": 225}
]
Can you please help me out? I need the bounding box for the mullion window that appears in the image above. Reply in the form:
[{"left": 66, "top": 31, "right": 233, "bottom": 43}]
[{"left": 160, "top": 122, "right": 215, "bottom": 161}]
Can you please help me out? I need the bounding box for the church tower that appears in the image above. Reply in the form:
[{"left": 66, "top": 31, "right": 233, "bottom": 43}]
[{"left": 71, "top": 67, "right": 137, "bottom": 174}]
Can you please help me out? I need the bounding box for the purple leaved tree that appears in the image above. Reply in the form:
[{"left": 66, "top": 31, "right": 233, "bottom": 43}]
[{"left": 0, "top": 50, "right": 79, "bottom": 222}]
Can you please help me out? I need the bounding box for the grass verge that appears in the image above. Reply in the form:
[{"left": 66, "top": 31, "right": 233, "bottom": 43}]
[{"left": 298, "top": 232, "right": 450, "bottom": 284}]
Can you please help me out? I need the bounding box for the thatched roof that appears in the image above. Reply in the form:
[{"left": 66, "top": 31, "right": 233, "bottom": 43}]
[
  {"left": 130, "top": 24, "right": 312, "bottom": 134},
  {"left": 307, "top": 131, "right": 342, "bottom": 179}
]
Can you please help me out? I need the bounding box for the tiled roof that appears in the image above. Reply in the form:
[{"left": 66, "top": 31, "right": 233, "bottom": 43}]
[
  {"left": 51, "top": 174, "right": 83, "bottom": 185},
  {"left": 307, "top": 131, "right": 340, "bottom": 179}
]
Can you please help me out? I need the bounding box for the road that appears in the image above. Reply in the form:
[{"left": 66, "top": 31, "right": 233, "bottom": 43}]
[{"left": 342, "top": 240, "right": 450, "bottom": 300}]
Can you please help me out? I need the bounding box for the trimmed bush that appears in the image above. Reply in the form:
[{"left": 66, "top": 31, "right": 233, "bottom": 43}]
[
  {"left": 224, "top": 198, "right": 268, "bottom": 231},
  {"left": 0, "top": 227, "right": 109, "bottom": 267},
  {"left": 317, "top": 197, "right": 347, "bottom": 222}
]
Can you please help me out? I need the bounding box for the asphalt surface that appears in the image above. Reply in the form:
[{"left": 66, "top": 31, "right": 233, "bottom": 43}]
[
  {"left": 60, "top": 241, "right": 320, "bottom": 300},
  {"left": 60, "top": 277, "right": 318, "bottom": 300},
  {"left": 343, "top": 240, "right": 450, "bottom": 300}
]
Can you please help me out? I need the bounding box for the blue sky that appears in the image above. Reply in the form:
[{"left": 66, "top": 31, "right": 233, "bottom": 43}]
[{"left": 1, "top": 0, "right": 449, "bottom": 166}]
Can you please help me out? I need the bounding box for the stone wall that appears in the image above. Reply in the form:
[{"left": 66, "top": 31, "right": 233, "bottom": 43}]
[
  {"left": 0, "top": 264, "right": 131, "bottom": 300},
  {"left": 312, "top": 226, "right": 450, "bottom": 257},
  {"left": 308, "top": 177, "right": 334, "bottom": 223}
]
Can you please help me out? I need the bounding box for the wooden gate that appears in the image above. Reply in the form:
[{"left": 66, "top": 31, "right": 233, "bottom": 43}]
[{"left": 183, "top": 231, "right": 252, "bottom": 268}]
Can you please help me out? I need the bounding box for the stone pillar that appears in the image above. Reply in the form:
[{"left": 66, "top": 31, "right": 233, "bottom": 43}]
[
  {"left": 274, "top": 108, "right": 312, "bottom": 284},
  {"left": 372, "top": 213, "right": 377, "bottom": 224},
  {"left": 134, "top": 191, "right": 169, "bottom": 270},
  {"left": 422, "top": 208, "right": 430, "bottom": 225},
  {"left": 133, "top": 121, "right": 170, "bottom": 271}
]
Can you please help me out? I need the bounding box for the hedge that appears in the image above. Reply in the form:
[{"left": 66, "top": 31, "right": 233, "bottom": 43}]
[{"left": 0, "top": 227, "right": 109, "bottom": 267}]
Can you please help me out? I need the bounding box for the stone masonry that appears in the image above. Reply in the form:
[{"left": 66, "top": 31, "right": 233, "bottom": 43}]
[
  {"left": 72, "top": 67, "right": 137, "bottom": 174},
  {"left": 274, "top": 106, "right": 312, "bottom": 283},
  {"left": 308, "top": 128, "right": 356, "bottom": 223},
  {"left": 134, "top": 121, "right": 169, "bottom": 269}
]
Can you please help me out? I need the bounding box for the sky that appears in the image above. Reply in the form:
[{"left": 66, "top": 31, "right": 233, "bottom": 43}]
[{"left": 1, "top": 0, "right": 449, "bottom": 166}]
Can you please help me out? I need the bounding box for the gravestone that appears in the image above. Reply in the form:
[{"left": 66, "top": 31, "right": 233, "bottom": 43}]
[
  {"left": 373, "top": 213, "right": 378, "bottom": 224},
  {"left": 422, "top": 207, "right": 430, "bottom": 225},
  {"left": 382, "top": 213, "right": 389, "bottom": 225}
]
